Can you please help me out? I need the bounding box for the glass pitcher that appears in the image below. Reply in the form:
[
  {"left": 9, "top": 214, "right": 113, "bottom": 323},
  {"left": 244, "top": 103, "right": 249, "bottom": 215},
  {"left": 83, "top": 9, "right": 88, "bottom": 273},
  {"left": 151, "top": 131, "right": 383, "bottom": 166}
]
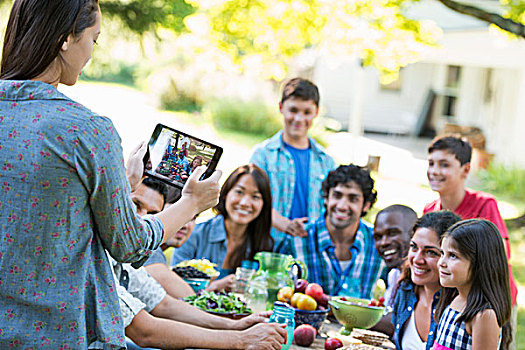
[{"left": 252, "top": 252, "right": 307, "bottom": 310}]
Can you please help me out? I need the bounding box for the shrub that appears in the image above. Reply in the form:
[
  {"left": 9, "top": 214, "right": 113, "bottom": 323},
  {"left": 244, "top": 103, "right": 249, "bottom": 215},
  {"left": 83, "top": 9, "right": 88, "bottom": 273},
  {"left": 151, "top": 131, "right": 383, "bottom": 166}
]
[
  {"left": 205, "top": 99, "right": 281, "bottom": 138},
  {"left": 476, "top": 163, "right": 525, "bottom": 201},
  {"left": 159, "top": 80, "right": 202, "bottom": 112}
]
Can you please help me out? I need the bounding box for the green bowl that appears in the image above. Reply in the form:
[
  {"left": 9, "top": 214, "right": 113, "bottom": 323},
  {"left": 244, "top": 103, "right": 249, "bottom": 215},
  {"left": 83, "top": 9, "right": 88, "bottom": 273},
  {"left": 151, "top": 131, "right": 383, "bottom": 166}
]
[
  {"left": 328, "top": 297, "right": 385, "bottom": 334},
  {"left": 183, "top": 277, "right": 210, "bottom": 293}
]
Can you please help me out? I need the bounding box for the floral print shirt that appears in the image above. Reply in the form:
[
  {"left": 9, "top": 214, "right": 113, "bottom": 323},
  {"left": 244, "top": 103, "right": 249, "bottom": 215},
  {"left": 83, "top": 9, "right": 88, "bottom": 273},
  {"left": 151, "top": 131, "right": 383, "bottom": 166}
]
[{"left": 0, "top": 80, "right": 164, "bottom": 349}]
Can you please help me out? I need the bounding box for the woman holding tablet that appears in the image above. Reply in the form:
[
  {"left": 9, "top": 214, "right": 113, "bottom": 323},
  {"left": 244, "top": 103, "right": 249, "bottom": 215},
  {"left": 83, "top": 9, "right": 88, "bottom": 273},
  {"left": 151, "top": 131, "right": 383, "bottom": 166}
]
[{"left": 0, "top": 1, "right": 220, "bottom": 348}]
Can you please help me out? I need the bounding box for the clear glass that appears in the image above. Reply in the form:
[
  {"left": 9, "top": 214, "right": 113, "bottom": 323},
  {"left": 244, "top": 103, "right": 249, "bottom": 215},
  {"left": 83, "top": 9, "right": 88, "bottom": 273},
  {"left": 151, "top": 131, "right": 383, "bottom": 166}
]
[
  {"left": 233, "top": 267, "right": 255, "bottom": 294},
  {"left": 244, "top": 279, "right": 268, "bottom": 314},
  {"left": 269, "top": 302, "right": 295, "bottom": 350}
]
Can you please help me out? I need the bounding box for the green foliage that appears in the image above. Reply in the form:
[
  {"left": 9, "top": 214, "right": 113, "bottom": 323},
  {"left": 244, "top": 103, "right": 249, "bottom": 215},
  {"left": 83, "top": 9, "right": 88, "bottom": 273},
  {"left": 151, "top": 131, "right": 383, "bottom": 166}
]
[
  {"left": 80, "top": 61, "right": 138, "bottom": 86},
  {"left": 205, "top": 99, "right": 281, "bottom": 138},
  {"left": 101, "top": 0, "right": 195, "bottom": 35},
  {"left": 186, "top": 0, "right": 441, "bottom": 81},
  {"left": 160, "top": 80, "right": 202, "bottom": 112},
  {"left": 476, "top": 163, "right": 525, "bottom": 201}
]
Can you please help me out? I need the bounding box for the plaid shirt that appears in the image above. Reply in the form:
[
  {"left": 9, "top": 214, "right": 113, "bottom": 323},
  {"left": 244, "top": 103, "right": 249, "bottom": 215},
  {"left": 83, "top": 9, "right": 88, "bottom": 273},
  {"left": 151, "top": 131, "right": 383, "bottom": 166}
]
[
  {"left": 392, "top": 281, "right": 440, "bottom": 350},
  {"left": 277, "top": 217, "right": 385, "bottom": 297},
  {"left": 250, "top": 131, "right": 337, "bottom": 249},
  {"left": 434, "top": 306, "right": 473, "bottom": 350}
]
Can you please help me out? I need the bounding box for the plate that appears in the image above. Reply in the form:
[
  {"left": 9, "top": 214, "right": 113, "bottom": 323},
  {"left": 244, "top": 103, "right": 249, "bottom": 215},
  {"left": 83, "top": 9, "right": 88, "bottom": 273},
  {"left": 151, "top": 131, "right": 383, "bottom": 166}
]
[{"left": 206, "top": 310, "right": 251, "bottom": 319}]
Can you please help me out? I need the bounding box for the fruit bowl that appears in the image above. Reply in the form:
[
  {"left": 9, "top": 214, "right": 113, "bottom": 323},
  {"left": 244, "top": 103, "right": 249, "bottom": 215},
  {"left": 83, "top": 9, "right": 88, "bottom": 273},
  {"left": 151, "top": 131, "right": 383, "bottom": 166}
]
[
  {"left": 294, "top": 307, "right": 329, "bottom": 332},
  {"left": 328, "top": 297, "right": 385, "bottom": 334}
]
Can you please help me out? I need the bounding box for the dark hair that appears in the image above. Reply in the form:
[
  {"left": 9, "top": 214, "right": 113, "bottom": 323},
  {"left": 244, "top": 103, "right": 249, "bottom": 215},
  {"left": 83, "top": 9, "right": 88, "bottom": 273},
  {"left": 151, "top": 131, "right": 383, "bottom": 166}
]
[
  {"left": 434, "top": 219, "right": 512, "bottom": 348},
  {"left": 376, "top": 204, "right": 417, "bottom": 227},
  {"left": 214, "top": 164, "right": 274, "bottom": 268},
  {"left": 322, "top": 164, "right": 377, "bottom": 217},
  {"left": 280, "top": 77, "right": 320, "bottom": 107},
  {"left": 141, "top": 177, "right": 168, "bottom": 205},
  {"left": 428, "top": 134, "right": 472, "bottom": 166},
  {"left": 190, "top": 155, "right": 204, "bottom": 170},
  {"left": 398, "top": 210, "right": 461, "bottom": 287},
  {"left": 1, "top": 0, "right": 99, "bottom": 80}
]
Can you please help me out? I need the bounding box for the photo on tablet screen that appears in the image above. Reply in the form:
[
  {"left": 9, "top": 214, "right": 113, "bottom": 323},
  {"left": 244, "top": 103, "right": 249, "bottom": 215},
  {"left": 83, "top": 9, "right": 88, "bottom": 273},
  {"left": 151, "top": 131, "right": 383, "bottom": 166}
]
[{"left": 144, "top": 124, "right": 222, "bottom": 189}]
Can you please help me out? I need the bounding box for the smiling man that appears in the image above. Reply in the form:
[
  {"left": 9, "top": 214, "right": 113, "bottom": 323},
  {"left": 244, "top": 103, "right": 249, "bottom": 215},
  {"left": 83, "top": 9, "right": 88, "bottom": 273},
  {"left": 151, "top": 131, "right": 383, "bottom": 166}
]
[
  {"left": 278, "top": 164, "right": 385, "bottom": 298},
  {"left": 373, "top": 205, "right": 417, "bottom": 309}
]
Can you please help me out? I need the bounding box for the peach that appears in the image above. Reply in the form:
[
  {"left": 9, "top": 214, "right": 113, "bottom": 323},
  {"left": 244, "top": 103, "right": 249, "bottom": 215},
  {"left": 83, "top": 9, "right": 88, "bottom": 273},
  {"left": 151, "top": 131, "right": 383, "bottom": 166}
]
[{"left": 293, "top": 324, "right": 316, "bottom": 347}]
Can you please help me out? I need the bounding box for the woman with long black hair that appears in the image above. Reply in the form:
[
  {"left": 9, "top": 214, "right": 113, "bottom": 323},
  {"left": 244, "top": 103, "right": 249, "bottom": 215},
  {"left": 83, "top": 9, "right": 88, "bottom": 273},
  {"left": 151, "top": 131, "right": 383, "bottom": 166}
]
[{"left": 0, "top": 1, "right": 220, "bottom": 348}]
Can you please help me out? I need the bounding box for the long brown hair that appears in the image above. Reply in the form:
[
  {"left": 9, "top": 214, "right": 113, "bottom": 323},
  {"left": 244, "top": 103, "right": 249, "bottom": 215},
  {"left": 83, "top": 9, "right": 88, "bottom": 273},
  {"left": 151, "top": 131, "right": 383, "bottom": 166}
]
[
  {"left": 1, "top": 0, "right": 99, "bottom": 80},
  {"left": 434, "top": 220, "right": 512, "bottom": 349},
  {"left": 214, "top": 164, "right": 273, "bottom": 269}
]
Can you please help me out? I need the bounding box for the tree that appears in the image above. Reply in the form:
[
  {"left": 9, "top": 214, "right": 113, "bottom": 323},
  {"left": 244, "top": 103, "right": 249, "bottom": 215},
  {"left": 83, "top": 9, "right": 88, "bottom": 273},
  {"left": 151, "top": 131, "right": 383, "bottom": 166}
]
[{"left": 436, "top": 0, "right": 525, "bottom": 38}]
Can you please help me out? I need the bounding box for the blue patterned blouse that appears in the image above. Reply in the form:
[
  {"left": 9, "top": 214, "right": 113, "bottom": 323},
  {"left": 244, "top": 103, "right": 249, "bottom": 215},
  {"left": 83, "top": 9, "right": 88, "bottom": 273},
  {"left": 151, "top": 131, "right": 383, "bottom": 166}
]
[{"left": 0, "top": 80, "right": 164, "bottom": 349}]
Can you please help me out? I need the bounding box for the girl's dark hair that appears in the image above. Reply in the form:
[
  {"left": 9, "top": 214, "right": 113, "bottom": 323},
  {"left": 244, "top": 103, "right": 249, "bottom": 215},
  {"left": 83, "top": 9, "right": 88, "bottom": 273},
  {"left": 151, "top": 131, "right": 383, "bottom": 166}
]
[
  {"left": 1, "top": 0, "right": 99, "bottom": 80},
  {"left": 397, "top": 210, "right": 461, "bottom": 289},
  {"left": 434, "top": 219, "right": 512, "bottom": 349},
  {"left": 214, "top": 164, "right": 274, "bottom": 269}
]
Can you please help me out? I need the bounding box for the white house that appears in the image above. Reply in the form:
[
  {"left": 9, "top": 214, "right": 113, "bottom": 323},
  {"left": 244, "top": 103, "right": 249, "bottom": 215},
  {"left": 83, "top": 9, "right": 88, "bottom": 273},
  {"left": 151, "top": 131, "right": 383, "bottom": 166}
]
[{"left": 313, "top": 0, "right": 525, "bottom": 168}]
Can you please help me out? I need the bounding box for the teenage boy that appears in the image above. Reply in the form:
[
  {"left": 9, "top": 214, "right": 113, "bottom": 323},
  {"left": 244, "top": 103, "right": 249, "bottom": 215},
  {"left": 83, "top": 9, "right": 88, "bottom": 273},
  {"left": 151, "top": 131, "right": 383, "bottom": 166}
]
[
  {"left": 278, "top": 165, "right": 384, "bottom": 298},
  {"left": 423, "top": 135, "right": 518, "bottom": 331},
  {"left": 373, "top": 205, "right": 417, "bottom": 307},
  {"left": 250, "top": 78, "right": 337, "bottom": 248}
]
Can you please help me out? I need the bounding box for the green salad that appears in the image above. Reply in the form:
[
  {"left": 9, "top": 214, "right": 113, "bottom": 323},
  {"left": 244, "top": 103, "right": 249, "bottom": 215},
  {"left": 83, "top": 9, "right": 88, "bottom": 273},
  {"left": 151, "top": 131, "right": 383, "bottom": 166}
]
[{"left": 184, "top": 290, "right": 252, "bottom": 314}]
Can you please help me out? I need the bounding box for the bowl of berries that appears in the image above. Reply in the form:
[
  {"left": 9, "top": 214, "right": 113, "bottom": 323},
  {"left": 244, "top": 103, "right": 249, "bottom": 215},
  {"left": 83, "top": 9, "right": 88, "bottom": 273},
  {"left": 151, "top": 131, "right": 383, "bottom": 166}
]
[
  {"left": 328, "top": 296, "right": 386, "bottom": 334},
  {"left": 173, "top": 259, "right": 220, "bottom": 293}
]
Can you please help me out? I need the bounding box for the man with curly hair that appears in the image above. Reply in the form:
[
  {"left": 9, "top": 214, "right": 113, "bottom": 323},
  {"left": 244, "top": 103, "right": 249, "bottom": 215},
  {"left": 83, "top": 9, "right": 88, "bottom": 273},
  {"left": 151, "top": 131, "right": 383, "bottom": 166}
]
[{"left": 278, "top": 164, "right": 385, "bottom": 297}]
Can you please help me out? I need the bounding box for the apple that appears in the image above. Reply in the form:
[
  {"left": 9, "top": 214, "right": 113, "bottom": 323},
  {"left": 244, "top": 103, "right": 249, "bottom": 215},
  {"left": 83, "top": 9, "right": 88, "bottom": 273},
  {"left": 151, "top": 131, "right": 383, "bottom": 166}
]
[
  {"left": 305, "top": 283, "right": 323, "bottom": 303},
  {"left": 368, "top": 299, "right": 378, "bottom": 307},
  {"left": 378, "top": 296, "right": 385, "bottom": 307},
  {"left": 324, "top": 337, "right": 343, "bottom": 350},
  {"left": 293, "top": 324, "right": 316, "bottom": 347},
  {"left": 296, "top": 294, "right": 317, "bottom": 311},
  {"left": 277, "top": 286, "right": 294, "bottom": 303},
  {"left": 318, "top": 293, "right": 330, "bottom": 308},
  {"left": 291, "top": 292, "right": 305, "bottom": 308},
  {"left": 295, "top": 279, "right": 309, "bottom": 294}
]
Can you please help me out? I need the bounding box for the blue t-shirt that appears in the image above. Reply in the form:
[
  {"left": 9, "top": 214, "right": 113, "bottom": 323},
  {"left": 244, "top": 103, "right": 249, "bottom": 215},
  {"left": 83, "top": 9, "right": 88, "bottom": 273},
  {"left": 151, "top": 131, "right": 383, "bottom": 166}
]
[{"left": 284, "top": 142, "right": 311, "bottom": 220}]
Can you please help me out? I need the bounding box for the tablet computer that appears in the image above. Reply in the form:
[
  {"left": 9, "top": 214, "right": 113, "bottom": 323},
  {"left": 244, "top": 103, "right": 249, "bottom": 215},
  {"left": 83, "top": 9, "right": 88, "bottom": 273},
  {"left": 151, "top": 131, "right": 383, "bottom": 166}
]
[{"left": 143, "top": 123, "right": 223, "bottom": 189}]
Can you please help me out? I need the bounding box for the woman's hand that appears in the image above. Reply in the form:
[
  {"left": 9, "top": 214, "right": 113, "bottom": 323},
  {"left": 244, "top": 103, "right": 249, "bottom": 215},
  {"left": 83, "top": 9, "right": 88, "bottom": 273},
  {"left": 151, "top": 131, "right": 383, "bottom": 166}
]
[
  {"left": 207, "top": 274, "right": 235, "bottom": 293},
  {"left": 126, "top": 141, "right": 147, "bottom": 192},
  {"left": 181, "top": 165, "right": 222, "bottom": 214}
]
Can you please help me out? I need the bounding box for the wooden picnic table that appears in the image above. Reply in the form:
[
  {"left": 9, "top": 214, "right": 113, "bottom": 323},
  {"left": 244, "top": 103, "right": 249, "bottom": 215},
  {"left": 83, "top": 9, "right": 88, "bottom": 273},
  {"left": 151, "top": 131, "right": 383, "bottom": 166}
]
[{"left": 290, "top": 318, "right": 394, "bottom": 350}]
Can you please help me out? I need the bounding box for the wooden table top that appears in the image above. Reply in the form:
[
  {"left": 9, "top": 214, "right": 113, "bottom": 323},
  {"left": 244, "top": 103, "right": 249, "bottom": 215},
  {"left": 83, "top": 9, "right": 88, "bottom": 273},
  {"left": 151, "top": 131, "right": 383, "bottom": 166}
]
[{"left": 290, "top": 319, "right": 395, "bottom": 350}]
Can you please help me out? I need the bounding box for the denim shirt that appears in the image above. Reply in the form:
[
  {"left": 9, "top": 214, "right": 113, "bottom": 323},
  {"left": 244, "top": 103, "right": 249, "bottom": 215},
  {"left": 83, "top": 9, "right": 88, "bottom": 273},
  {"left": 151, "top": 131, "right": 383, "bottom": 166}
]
[
  {"left": 250, "top": 131, "right": 337, "bottom": 248},
  {"left": 278, "top": 217, "right": 385, "bottom": 297},
  {"left": 170, "top": 215, "right": 247, "bottom": 278},
  {"left": 392, "top": 281, "right": 441, "bottom": 350},
  {"left": 0, "top": 80, "right": 164, "bottom": 349}
]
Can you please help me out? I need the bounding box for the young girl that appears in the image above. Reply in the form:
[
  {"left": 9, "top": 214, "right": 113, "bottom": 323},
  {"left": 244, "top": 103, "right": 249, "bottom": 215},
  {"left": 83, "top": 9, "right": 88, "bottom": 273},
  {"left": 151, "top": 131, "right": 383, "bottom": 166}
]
[{"left": 434, "top": 219, "right": 512, "bottom": 350}]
